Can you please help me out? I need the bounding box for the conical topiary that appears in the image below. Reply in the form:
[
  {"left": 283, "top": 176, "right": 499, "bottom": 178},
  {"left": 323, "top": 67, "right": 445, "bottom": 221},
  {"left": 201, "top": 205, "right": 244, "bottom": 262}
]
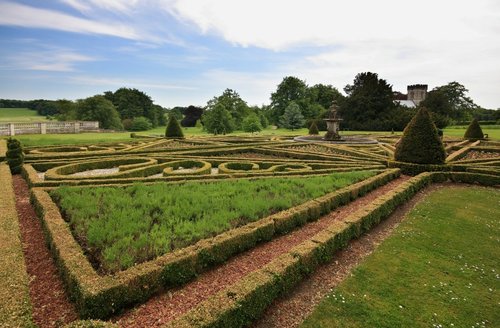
[
  {"left": 394, "top": 107, "right": 446, "bottom": 164},
  {"left": 165, "top": 115, "right": 184, "bottom": 139},
  {"left": 463, "top": 118, "right": 484, "bottom": 140},
  {"left": 6, "top": 138, "right": 24, "bottom": 174},
  {"left": 308, "top": 121, "right": 319, "bottom": 135}
]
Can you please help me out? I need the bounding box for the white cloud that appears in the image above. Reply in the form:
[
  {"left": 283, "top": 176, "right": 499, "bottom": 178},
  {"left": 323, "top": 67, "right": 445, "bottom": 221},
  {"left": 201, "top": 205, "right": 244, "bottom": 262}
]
[
  {"left": 0, "top": 1, "right": 147, "bottom": 41},
  {"left": 1, "top": 49, "right": 97, "bottom": 72},
  {"left": 60, "top": 0, "right": 140, "bottom": 15}
]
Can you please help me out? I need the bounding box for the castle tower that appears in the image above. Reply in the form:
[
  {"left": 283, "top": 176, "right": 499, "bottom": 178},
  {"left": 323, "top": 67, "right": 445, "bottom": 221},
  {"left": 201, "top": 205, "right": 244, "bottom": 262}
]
[{"left": 407, "top": 84, "right": 428, "bottom": 105}]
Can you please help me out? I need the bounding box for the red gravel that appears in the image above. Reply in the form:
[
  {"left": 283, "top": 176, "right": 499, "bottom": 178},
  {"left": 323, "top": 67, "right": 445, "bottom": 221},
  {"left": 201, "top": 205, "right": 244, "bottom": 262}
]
[
  {"left": 114, "top": 175, "right": 411, "bottom": 327},
  {"left": 13, "top": 175, "right": 79, "bottom": 327}
]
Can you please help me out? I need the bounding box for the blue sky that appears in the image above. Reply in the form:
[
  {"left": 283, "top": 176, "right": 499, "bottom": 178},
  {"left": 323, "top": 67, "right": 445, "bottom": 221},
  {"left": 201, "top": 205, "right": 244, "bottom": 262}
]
[{"left": 0, "top": 0, "right": 499, "bottom": 109}]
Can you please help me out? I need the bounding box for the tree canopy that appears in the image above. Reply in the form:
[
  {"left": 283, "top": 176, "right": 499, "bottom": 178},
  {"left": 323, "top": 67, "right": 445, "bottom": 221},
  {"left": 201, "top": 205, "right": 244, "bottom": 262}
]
[
  {"left": 206, "top": 89, "right": 249, "bottom": 130},
  {"left": 280, "top": 102, "right": 305, "bottom": 130},
  {"left": 341, "top": 72, "right": 396, "bottom": 130},
  {"left": 76, "top": 95, "right": 123, "bottom": 130},
  {"left": 202, "top": 103, "right": 234, "bottom": 135}
]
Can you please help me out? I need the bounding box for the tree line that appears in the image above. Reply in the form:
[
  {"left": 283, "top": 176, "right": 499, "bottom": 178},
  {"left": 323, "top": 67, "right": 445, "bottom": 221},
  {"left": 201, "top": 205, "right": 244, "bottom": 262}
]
[{"left": 1, "top": 72, "right": 498, "bottom": 133}]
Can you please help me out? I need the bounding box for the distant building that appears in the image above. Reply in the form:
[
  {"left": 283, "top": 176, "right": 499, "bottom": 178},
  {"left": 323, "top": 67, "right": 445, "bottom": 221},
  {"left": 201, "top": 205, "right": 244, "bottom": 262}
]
[{"left": 394, "top": 84, "right": 428, "bottom": 108}]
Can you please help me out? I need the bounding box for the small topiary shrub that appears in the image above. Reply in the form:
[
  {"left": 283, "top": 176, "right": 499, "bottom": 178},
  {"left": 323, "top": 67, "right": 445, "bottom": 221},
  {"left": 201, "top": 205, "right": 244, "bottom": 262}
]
[
  {"left": 165, "top": 115, "right": 184, "bottom": 139},
  {"left": 394, "top": 107, "right": 446, "bottom": 164},
  {"left": 6, "top": 138, "right": 24, "bottom": 174},
  {"left": 308, "top": 121, "right": 319, "bottom": 135},
  {"left": 464, "top": 118, "right": 484, "bottom": 140}
]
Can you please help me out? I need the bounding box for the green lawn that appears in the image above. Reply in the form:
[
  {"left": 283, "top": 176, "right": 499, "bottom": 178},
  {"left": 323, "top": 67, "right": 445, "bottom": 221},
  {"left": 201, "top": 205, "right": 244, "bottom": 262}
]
[
  {"left": 5, "top": 125, "right": 499, "bottom": 147},
  {"left": 51, "top": 171, "right": 375, "bottom": 273},
  {"left": 443, "top": 127, "right": 500, "bottom": 140},
  {"left": 0, "top": 108, "right": 48, "bottom": 122},
  {"left": 301, "top": 186, "right": 500, "bottom": 328}
]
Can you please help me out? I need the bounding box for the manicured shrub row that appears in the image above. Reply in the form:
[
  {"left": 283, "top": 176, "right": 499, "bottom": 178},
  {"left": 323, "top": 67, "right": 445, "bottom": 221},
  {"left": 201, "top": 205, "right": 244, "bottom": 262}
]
[
  {"left": 431, "top": 171, "right": 500, "bottom": 185},
  {"left": 29, "top": 169, "right": 398, "bottom": 319},
  {"left": 26, "top": 163, "right": 386, "bottom": 188},
  {"left": 163, "top": 160, "right": 212, "bottom": 176},
  {"left": 6, "top": 138, "right": 25, "bottom": 174},
  {"left": 273, "top": 144, "right": 387, "bottom": 162},
  {"left": 0, "top": 164, "right": 35, "bottom": 327},
  {"left": 165, "top": 170, "right": 500, "bottom": 328},
  {"left": 387, "top": 160, "right": 469, "bottom": 176},
  {"left": 44, "top": 157, "right": 158, "bottom": 180},
  {"left": 164, "top": 172, "right": 433, "bottom": 328},
  {"left": 0, "top": 139, "right": 6, "bottom": 161},
  {"left": 444, "top": 139, "right": 470, "bottom": 153}
]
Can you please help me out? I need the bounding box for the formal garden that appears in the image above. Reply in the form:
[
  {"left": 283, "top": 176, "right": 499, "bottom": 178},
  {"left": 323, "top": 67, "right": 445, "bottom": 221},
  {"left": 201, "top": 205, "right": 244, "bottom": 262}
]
[{"left": 1, "top": 108, "right": 499, "bottom": 328}]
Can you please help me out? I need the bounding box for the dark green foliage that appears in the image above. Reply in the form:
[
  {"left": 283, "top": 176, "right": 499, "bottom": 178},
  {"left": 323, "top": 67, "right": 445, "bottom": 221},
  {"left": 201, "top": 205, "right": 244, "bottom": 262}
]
[
  {"left": 280, "top": 102, "right": 305, "bottom": 130},
  {"left": 259, "top": 112, "right": 269, "bottom": 128},
  {"left": 180, "top": 105, "right": 204, "bottom": 127},
  {"left": 308, "top": 121, "right": 319, "bottom": 135},
  {"left": 270, "top": 76, "right": 308, "bottom": 125},
  {"left": 128, "top": 116, "right": 153, "bottom": 131},
  {"left": 242, "top": 113, "right": 263, "bottom": 133},
  {"left": 6, "top": 138, "right": 24, "bottom": 174},
  {"left": 394, "top": 107, "right": 446, "bottom": 164},
  {"left": 202, "top": 103, "right": 234, "bottom": 135},
  {"left": 165, "top": 115, "right": 184, "bottom": 138},
  {"left": 340, "top": 72, "right": 396, "bottom": 131},
  {"left": 104, "top": 88, "right": 164, "bottom": 127},
  {"left": 464, "top": 118, "right": 484, "bottom": 140},
  {"left": 76, "top": 96, "right": 123, "bottom": 130},
  {"left": 206, "top": 89, "right": 249, "bottom": 130}
]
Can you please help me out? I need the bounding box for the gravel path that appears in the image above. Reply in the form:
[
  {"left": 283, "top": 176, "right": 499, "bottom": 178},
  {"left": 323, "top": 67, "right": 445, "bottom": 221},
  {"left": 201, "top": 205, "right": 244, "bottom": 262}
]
[
  {"left": 13, "top": 175, "right": 79, "bottom": 327},
  {"left": 114, "top": 175, "right": 410, "bottom": 327}
]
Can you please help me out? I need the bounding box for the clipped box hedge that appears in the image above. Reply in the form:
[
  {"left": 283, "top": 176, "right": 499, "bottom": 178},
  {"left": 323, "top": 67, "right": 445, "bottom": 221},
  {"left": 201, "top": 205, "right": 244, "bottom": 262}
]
[
  {"left": 29, "top": 169, "right": 399, "bottom": 319},
  {"left": 165, "top": 170, "right": 499, "bottom": 328},
  {"left": 0, "top": 164, "right": 35, "bottom": 327}
]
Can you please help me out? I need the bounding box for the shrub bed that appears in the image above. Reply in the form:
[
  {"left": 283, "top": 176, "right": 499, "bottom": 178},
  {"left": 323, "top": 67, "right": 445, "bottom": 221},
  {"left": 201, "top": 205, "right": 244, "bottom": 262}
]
[{"left": 30, "top": 169, "right": 398, "bottom": 319}]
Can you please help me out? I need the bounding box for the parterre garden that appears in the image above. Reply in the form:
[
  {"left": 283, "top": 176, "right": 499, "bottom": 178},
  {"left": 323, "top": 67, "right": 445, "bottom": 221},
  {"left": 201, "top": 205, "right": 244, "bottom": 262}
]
[{"left": 1, "top": 127, "right": 499, "bottom": 327}]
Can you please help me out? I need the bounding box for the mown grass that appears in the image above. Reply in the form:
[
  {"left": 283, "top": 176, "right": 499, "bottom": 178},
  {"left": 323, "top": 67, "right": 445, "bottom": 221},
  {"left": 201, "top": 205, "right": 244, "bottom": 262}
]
[
  {"left": 8, "top": 125, "right": 499, "bottom": 147},
  {"left": 51, "top": 171, "right": 375, "bottom": 272},
  {"left": 0, "top": 108, "right": 48, "bottom": 122},
  {"left": 301, "top": 186, "right": 500, "bottom": 328}
]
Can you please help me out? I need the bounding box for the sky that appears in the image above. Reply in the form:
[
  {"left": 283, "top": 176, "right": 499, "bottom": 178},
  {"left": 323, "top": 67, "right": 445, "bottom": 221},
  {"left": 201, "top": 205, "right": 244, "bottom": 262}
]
[{"left": 0, "top": 0, "right": 499, "bottom": 109}]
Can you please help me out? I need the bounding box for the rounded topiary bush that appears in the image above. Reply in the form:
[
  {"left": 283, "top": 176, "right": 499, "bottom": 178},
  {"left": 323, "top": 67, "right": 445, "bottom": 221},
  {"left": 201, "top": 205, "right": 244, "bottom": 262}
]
[
  {"left": 464, "top": 118, "right": 484, "bottom": 140},
  {"left": 165, "top": 115, "right": 184, "bottom": 139},
  {"left": 394, "top": 107, "right": 446, "bottom": 164},
  {"left": 308, "top": 121, "right": 319, "bottom": 135},
  {"left": 6, "top": 138, "right": 24, "bottom": 174}
]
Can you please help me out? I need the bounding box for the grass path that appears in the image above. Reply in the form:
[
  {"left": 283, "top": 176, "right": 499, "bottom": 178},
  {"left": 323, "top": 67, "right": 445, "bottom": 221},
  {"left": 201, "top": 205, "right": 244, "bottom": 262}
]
[{"left": 301, "top": 185, "right": 500, "bottom": 328}]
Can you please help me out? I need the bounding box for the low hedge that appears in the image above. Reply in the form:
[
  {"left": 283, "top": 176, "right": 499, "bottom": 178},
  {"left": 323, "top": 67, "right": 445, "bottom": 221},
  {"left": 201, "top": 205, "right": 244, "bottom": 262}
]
[
  {"left": 387, "top": 160, "right": 469, "bottom": 176},
  {"left": 0, "top": 164, "right": 35, "bottom": 327},
  {"left": 218, "top": 161, "right": 260, "bottom": 174},
  {"left": 163, "top": 160, "right": 212, "bottom": 176},
  {"left": 44, "top": 157, "right": 158, "bottom": 180},
  {"left": 0, "top": 139, "right": 6, "bottom": 161},
  {"left": 30, "top": 169, "right": 398, "bottom": 319},
  {"left": 166, "top": 170, "right": 500, "bottom": 327}
]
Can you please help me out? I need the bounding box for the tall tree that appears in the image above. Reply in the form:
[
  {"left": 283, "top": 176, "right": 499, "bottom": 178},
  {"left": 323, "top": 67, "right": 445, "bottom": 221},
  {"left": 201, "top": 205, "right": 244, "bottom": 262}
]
[
  {"left": 270, "top": 76, "right": 308, "bottom": 124},
  {"left": 280, "top": 102, "right": 305, "bottom": 130},
  {"left": 424, "top": 82, "right": 478, "bottom": 121},
  {"left": 104, "top": 88, "right": 164, "bottom": 127},
  {"left": 202, "top": 103, "right": 234, "bottom": 135},
  {"left": 341, "top": 72, "right": 395, "bottom": 130},
  {"left": 206, "top": 89, "right": 249, "bottom": 129},
  {"left": 307, "top": 83, "right": 344, "bottom": 110},
  {"left": 180, "top": 105, "right": 204, "bottom": 127},
  {"left": 76, "top": 95, "right": 123, "bottom": 130}
]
